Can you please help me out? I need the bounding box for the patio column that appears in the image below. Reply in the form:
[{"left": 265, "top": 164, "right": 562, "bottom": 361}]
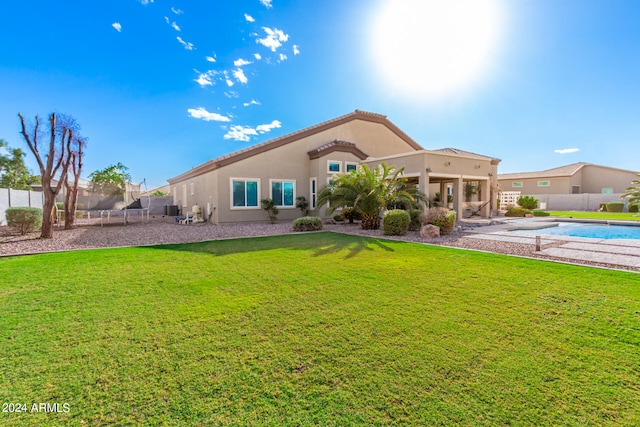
[
  {"left": 440, "top": 181, "right": 447, "bottom": 208},
  {"left": 420, "top": 171, "right": 430, "bottom": 210},
  {"left": 452, "top": 176, "right": 463, "bottom": 220},
  {"left": 481, "top": 179, "right": 491, "bottom": 217}
]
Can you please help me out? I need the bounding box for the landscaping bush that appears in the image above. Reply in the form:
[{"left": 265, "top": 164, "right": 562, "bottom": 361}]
[
  {"left": 532, "top": 210, "right": 550, "bottom": 216},
  {"left": 383, "top": 209, "right": 411, "bottom": 236},
  {"left": 6, "top": 207, "right": 43, "bottom": 235},
  {"left": 505, "top": 206, "right": 531, "bottom": 217},
  {"left": 295, "top": 196, "right": 309, "bottom": 216},
  {"left": 341, "top": 207, "right": 362, "bottom": 223},
  {"left": 291, "top": 216, "right": 323, "bottom": 232},
  {"left": 421, "top": 207, "right": 456, "bottom": 235},
  {"left": 517, "top": 195, "right": 538, "bottom": 210},
  {"left": 408, "top": 209, "right": 423, "bottom": 231},
  {"left": 629, "top": 204, "right": 639, "bottom": 213},
  {"left": 333, "top": 214, "right": 344, "bottom": 222},
  {"left": 261, "top": 198, "right": 279, "bottom": 223},
  {"left": 605, "top": 202, "right": 624, "bottom": 213}
]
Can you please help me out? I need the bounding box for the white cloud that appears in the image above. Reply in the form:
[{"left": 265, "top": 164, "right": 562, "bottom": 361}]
[
  {"left": 254, "top": 53, "right": 262, "bottom": 60},
  {"left": 232, "top": 68, "right": 248, "bottom": 84},
  {"left": 165, "top": 17, "right": 181, "bottom": 31},
  {"left": 233, "top": 58, "right": 252, "bottom": 67},
  {"left": 224, "top": 126, "right": 258, "bottom": 142},
  {"left": 279, "top": 53, "right": 287, "bottom": 62},
  {"left": 243, "top": 99, "right": 260, "bottom": 107},
  {"left": 171, "top": 7, "right": 183, "bottom": 15},
  {"left": 187, "top": 107, "right": 231, "bottom": 122},
  {"left": 293, "top": 44, "right": 300, "bottom": 55},
  {"left": 256, "top": 120, "right": 281, "bottom": 133},
  {"left": 205, "top": 55, "right": 216, "bottom": 63},
  {"left": 224, "top": 119, "right": 281, "bottom": 142},
  {"left": 139, "top": 0, "right": 154, "bottom": 5},
  {"left": 225, "top": 91, "right": 239, "bottom": 99},
  {"left": 260, "top": 0, "right": 273, "bottom": 8},
  {"left": 112, "top": 22, "right": 122, "bottom": 32},
  {"left": 194, "top": 70, "right": 217, "bottom": 87},
  {"left": 177, "top": 36, "right": 195, "bottom": 50},
  {"left": 226, "top": 79, "right": 234, "bottom": 87},
  {"left": 554, "top": 148, "right": 580, "bottom": 154},
  {"left": 257, "top": 27, "right": 289, "bottom": 52},
  {"left": 245, "top": 13, "right": 255, "bottom": 22}
]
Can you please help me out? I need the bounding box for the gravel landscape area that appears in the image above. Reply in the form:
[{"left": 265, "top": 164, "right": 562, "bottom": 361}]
[{"left": 0, "top": 216, "right": 634, "bottom": 271}]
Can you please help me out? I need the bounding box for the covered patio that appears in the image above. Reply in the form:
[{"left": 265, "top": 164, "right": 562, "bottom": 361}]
[{"left": 362, "top": 148, "right": 501, "bottom": 219}]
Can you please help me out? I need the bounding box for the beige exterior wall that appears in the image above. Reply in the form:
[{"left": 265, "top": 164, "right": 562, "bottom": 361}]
[
  {"left": 498, "top": 165, "right": 638, "bottom": 196},
  {"left": 172, "top": 169, "right": 219, "bottom": 220},
  {"left": 169, "top": 118, "right": 421, "bottom": 223},
  {"left": 498, "top": 177, "right": 572, "bottom": 195},
  {"left": 581, "top": 165, "right": 638, "bottom": 193}
]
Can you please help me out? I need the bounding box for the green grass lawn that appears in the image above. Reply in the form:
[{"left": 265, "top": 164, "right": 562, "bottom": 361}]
[
  {"left": 1, "top": 232, "right": 639, "bottom": 426},
  {"left": 549, "top": 211, "right": 640, "bottom": 221}
]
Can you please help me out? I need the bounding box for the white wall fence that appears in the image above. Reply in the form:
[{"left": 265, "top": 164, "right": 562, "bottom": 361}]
[
  {"left": 532, "top": 193, "right": 628, "bottom": 211},
  {"left": 501, "top": 191, "right": 629, "bottom": 211},
  {"left": 0, "top": 188, "right": 44, "bottom": 226}
]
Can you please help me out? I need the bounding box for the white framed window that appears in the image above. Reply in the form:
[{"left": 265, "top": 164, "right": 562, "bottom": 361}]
[
  {"left": 538, "top": 181, "right": 550, "bottom": 187},
  {"left": 181, "top": 184, "right": 187, "bottom": 208},
  {"left": 230, "top": 178, "right": 260, "bottom": 208},
  {"left": 310, "top": 178, "right": 317, "bottom": 209},
  {"left": 327, "top": 160, "right": 341, "bottom": 174},
  {"left": 270, "top": 180, "right": 295, "bottom": 207},
  {"left": 345, "top": 162, "right": 358, "bottom": 173},
  {"left": 190, "top": 182, "right": 195, "bottom": 196},
  {"left": 512, "top": 182, "right": 523, "bottom": 188}
]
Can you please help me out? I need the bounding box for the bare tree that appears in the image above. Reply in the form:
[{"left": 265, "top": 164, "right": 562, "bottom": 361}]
[
  {"left": 56, "top": 115, "right": 87, "bottom": 230},
  {"left": 18, "top": 113, "right": 74, "bottom": 238}
]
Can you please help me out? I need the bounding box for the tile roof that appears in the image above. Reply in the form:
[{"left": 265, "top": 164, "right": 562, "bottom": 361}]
[
  {"left": 498, "top": 162, "right": 589, "bottom": 180},
  {"left": 430, "top": 147, "right": 501, "bottom": 164},
  {"left": 307, "top": 139, "right": 369, "bottom": 160}
]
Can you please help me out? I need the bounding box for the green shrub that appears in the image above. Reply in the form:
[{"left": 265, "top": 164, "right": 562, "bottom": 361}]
[
  {"left": 295, "top": 196, "right": 309, "bottom": 216},
  {"left": 6, "top": 207, "right": 43, "bottom": 235},
  {"left": 291, "top": 216, "right": 323, "bottom": 232},
  {"left": 532, "top": 210, "right": 550, "bottom": 216},
  {"left": 517, "top": 195, "right": 538, "bottom": 210},
  {"left": 629, "top": 204, "right": 639, "bottom": 213},
  {"left": 383, "top": 209, "right": 411, "bottom": 236},
  {"left": 605, "top": 202, "right": 624, "bottom": 213},
  {"left": 408, "top": 209, "right": 423, "bottom": 231},
  {"left": 333, "top": 214, "right": 344, "bottom": 222},
  {"left": 260, "top": 198, "right": 279, "bottom": 223},
  {"left": 421, "top": 207, "right": 456, "bottom": 235},
  {"left": 505, "top": 206, "right": 531, "bottom": 217},
  {"left": 341, "top": 207, "right": 362, "bottom": 223}
]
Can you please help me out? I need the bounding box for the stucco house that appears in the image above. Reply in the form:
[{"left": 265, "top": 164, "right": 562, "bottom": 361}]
[
  {"left": 167, "top": 110, "right": 501, "bottom": 223},
  {"left": 498, "top": 162, "right": 638, "bottom": 210}
]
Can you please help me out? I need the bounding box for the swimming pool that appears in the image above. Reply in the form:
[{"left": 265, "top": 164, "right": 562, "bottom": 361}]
[{"left": 511, "top": 222, "right": 640, "bottom": 240}]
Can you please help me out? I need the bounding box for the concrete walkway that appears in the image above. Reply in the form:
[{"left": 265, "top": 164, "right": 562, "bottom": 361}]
[{"left": 460, "top": 218, "right": 640, "bottom": 270}]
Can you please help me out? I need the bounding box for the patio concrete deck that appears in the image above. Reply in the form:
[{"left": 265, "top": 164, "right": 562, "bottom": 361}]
[{"left": 460, "top": 218, "right": 640, "bottom": 270}]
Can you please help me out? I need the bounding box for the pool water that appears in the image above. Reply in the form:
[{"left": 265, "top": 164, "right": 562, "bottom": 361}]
[{"left": 513, "top": 222, "right": 640, "bottom": 240}]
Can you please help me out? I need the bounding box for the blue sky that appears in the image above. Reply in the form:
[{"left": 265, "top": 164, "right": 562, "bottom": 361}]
[{"left": 1, "top": 0, "right": 639, "bottom": 189}]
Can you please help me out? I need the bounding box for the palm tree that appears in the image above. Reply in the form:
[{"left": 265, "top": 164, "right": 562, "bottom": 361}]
[
  {"left": 621, "top": 172, "right": 640, "bottom": 207},
  {"left": 317, "top": 163, "right": 425, "bottom": 229}
]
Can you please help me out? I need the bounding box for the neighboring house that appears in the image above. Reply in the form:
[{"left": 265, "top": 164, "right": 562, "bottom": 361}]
[
  {"left": 167, "top": 110, "right": 501, "bottom": 223},
  {"left": 498, "top": 162, "right": 639, "bottom": 210}
]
